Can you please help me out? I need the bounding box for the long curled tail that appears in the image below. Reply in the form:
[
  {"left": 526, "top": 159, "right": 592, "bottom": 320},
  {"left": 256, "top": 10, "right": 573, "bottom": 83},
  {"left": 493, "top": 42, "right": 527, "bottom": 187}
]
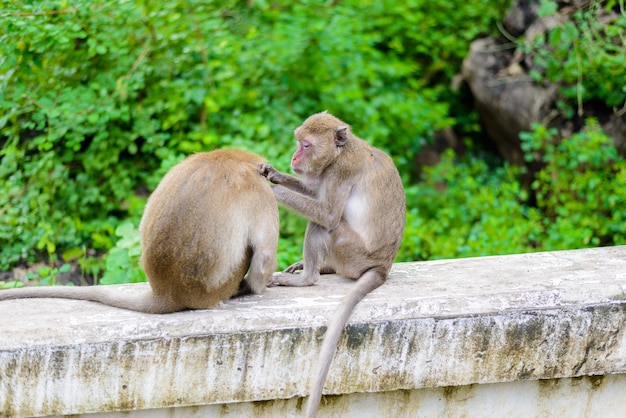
[{"left": 305, "top": 270, "right": 385, "bottom": 418}]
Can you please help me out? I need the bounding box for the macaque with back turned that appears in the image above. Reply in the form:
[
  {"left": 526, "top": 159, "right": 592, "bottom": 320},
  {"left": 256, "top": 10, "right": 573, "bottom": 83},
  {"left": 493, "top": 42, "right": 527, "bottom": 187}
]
[{"left": 0, "top": 149, "right": 279, "bottom": 313}]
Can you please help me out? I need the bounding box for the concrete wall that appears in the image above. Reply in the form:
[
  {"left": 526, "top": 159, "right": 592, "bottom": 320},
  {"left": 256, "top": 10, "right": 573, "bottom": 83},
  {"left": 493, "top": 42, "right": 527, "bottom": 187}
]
[{"left": 1, "top": 246, "right": 625, "bottom": 417}]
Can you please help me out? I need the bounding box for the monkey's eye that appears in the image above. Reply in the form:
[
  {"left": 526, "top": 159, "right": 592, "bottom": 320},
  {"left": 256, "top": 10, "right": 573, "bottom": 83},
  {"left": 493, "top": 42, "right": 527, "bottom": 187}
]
[{"left": 301, "top": 140, "right": 311, "bottom": 149}]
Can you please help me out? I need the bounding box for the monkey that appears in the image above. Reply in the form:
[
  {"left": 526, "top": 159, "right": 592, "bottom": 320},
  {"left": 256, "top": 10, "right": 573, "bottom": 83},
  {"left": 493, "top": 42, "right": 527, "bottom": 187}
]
[
  {"left": 258, "top": 111, "right": 406, "bottom": 418},
  {"left": 0, "top": 149, "right": 279, "bottom": 314}
]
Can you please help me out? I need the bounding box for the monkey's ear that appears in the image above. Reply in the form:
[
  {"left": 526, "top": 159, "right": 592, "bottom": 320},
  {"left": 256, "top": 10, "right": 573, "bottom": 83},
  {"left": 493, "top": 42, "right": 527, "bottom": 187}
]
[{"left": 334, "top": 125, "right": 348, "bottom": 147}]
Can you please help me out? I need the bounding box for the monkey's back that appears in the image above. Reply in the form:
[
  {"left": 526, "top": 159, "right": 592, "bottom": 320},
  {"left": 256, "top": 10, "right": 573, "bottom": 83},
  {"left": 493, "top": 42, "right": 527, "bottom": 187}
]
[
  {"left": 348, "top": 145, "right": 406, "bottom": 272},
  {"left": 139, "top": 149, "right": 278, "bottom": 309}
]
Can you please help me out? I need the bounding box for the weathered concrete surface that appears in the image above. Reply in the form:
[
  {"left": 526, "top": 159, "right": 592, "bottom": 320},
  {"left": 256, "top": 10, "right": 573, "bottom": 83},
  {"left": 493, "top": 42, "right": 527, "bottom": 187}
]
[
  {"left": 1, "top": 246, "right": 625, "bottom": 417},
  {"left": 75, "top": 374, "right": 626, "bottom": 418}
]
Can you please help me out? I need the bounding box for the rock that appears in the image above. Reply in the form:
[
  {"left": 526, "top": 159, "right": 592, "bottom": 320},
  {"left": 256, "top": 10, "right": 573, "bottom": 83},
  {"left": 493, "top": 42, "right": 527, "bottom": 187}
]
[
  {"left": 503, "top": 0, "right": 539, "bottom": 36},
  {"left": 462, "top": 0, "right": 626, "bottom": 165},
  {"left": 462, "top": 38, "right": 558, "bottom": 165}
]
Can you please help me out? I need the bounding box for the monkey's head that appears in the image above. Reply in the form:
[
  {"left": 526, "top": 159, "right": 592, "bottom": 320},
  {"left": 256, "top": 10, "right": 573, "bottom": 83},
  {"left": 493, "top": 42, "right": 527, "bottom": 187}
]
[{"left": 291, "top": 112, "right": 350, "bottom": 176}]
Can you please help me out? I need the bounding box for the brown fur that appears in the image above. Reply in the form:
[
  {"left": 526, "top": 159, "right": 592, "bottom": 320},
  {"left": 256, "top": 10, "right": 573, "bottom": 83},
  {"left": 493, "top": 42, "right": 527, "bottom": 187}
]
[
  {"left": 0, "top": 149, "right": 279, "bottom": 314},
  {"left": 259, "top": 112, "right": 406, "bottom": 417}
]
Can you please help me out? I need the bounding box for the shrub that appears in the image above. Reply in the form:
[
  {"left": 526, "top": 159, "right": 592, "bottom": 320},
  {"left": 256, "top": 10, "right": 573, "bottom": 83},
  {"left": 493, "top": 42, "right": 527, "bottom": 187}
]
[
  {"left": 1, "top": 0, "right": 508, "bottom": 274},
  {"left": 397, "top": 120, "right": 626, "bottom": 262},
  {"left": 524, "top": 0, "right": 626, "bottom": 117},
  {"left": 398, "top": 150, "right": 543, "bottom": 261},
  {"left": 521, "top": 120, "right": 626, "bottom": 250}
]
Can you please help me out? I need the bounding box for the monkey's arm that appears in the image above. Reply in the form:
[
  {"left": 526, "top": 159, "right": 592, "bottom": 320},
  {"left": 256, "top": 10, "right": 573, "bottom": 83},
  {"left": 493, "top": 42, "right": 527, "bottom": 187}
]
[
  {"left": 258, "top": 164, "right": 315, "bottom": 197},
  {"left": 272, "top": 183, "right": 351, "bottom": 231}
]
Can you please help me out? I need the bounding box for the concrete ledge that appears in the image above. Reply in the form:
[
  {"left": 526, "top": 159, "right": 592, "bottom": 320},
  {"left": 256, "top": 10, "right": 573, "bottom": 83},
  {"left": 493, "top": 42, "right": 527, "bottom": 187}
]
[{"left": 1, "top": 246, "right": 625, "bottom": 417}]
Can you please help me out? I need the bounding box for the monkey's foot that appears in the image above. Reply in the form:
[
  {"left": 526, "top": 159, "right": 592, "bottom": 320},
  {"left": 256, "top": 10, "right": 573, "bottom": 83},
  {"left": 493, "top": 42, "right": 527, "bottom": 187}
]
[
  {"left": 283, "top": 261, "right": 304, "bottom": 274},
  {"left": 269, "top": 272, "right": 318, "bottom": 287}
]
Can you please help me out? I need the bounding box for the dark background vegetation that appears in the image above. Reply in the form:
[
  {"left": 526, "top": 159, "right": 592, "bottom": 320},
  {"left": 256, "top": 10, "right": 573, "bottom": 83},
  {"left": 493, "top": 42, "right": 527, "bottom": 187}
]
[{"left": 1, "top": 0, "right": 624, "bottom": 286}]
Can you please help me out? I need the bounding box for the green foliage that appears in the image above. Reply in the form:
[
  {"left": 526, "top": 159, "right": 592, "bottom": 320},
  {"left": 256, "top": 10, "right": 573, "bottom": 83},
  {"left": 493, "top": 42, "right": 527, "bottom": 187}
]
[
  {"left": 0, "top": 280, "right": 25, "bottom": 290},
  {"left": 522, "top": 120, "right": 626, "bottom": 249},
  {"left": 524, "top": 1, "right": 626, "bottom": 115},
  {"left": 1, "top": 0, "right": 508, "bottom": 272},
  {"left": 0, "top": 0, "right": 623, "bottom": 281},
  {"left": 0, "top": 1, "right": 159, "bottom": 269},
  {"left": 100, "top": 221, "right": 145, "bottom": 285},
  {"left": 398, "top": 151, "right": 543, "bottom": 261},
  {"left": 398, "top": 120, "right": 626, "bottom": 261},
  {"left": 25, "top": 263, "right": 71, "bottom": 286}
]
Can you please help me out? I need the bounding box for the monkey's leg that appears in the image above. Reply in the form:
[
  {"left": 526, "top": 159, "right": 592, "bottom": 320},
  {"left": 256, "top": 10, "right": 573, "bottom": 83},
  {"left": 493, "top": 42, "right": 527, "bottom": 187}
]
[
  {"left": 272, "top": 222, "right": 328, "bottom": 287},
  {"left": 245, "top": 215, "right": 279, "bottom": 294},
  {"left": 245, "top": 249, "right": 277, "bottom": 294},
  {"left": 325, "top": 219, "right": 381, "bottom": 280}
]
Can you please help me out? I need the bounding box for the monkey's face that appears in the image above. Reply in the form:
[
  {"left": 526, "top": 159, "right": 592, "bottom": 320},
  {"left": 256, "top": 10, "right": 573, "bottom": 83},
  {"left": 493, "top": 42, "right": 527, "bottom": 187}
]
[
  {"left": 291, "top": 131, "right": 337, "bottom": 177},
  {"left": 291, "top": 137, "right": 311, "bottom": 175},
  {"left": 291, "top": 112, "right": 347, "bottom": 177}
]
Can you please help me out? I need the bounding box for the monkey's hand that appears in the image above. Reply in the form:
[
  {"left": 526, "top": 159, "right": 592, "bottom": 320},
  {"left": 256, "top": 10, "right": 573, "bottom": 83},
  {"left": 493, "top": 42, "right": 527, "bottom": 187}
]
[{"left": 257, "top": 163, "right": 282, "bottom": 184}]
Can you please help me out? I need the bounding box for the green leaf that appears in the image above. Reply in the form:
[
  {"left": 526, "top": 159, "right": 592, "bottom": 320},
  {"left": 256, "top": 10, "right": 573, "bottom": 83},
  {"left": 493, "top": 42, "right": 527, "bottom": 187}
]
[
  {"left": 0, "top": 280, "right": 25, "bottom": 289},
  {"left": 538, "top": 0, "right": 558, "bottom": 17}
]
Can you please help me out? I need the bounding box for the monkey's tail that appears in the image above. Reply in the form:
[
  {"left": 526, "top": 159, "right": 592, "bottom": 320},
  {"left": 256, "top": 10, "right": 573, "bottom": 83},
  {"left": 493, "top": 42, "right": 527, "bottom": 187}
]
[
  {"left": 0, "top": 284, "right": 181, "bottom": 314},
  {"left": 304, "top": 269, "right": 385, "bottom": 418}
]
